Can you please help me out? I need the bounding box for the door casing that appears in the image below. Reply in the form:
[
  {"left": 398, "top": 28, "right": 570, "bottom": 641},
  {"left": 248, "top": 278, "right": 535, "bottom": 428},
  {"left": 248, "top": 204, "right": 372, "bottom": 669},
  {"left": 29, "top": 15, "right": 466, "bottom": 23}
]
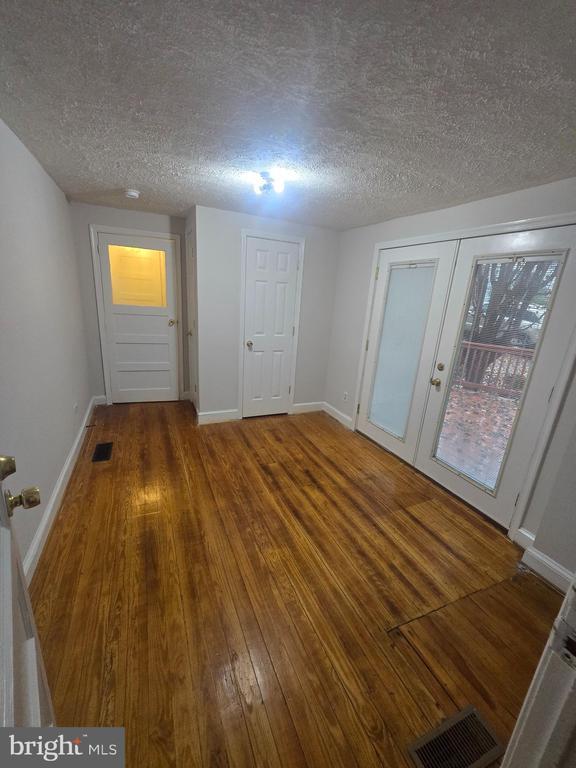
[
  {"left": 353, "top": 212, "right": 576, "bottom": 541},
  {"left": 239, "top": 231, "right": 305, "bottom": 418},
  {"left": 90, "top": 225, "right": 183, "bottom": 405}
]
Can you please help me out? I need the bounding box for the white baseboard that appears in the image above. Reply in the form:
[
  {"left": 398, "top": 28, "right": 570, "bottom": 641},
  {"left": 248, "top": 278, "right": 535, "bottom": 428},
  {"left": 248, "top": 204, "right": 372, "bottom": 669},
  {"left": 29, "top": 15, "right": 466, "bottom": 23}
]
[
  {"left": 23, "top": 395, "right": 100, "bottom": 582},
  {"left": 197, "top": 408, "right": 241, "bottom": 425},
  {"left": 522, "top": 546, "right": 574, "bottom": 593},
  {"left": 196, "top": 402, "right": 354, "bottom": 428},
  {"left": 290, "top": 402, "right": 324, "bottom": 414},
  {"left": 513, "top": 527, "right": 536, "bottom": 550},
  {"left": 322, "top": 401, "right": 354, "bottom": 429}
]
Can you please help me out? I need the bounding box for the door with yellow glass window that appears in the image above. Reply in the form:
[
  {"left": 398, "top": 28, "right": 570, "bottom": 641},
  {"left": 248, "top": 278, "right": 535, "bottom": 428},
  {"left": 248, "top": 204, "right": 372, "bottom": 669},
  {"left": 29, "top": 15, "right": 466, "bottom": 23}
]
[{"left": 97, "top": 233, "right": 179, "bottom": 402}]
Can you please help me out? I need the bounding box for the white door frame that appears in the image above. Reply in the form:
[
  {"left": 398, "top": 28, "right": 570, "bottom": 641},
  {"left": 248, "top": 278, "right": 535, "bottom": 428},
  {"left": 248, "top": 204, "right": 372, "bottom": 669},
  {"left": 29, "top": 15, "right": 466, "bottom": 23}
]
[
  {"left": 239, "top": 230, "right": 305, "bottom": 418},
  {"left": 352, "top": 211, "right": 576, "bottom": 544},
  {"left": 185, "top": 229, "right": 199, "bottom": 409},
  {"left": 90, "top": 225, "right": 183, "bottom": 405}
]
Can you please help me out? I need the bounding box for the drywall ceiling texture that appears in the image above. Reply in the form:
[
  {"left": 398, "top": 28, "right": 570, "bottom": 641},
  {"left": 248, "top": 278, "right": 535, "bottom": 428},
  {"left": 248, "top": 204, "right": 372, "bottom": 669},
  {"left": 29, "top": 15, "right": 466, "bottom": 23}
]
[{"left": 0, "top": 0, "right": 575, "bottom": 229}]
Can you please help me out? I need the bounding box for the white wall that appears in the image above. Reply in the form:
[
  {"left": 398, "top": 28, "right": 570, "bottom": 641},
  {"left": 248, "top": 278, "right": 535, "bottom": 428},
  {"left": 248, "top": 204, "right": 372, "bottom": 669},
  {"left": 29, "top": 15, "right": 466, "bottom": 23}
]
[
  {"left": 521, "top": 366, "right": 576, "bottom": 583},
  {"left": 194, "top": 206, "right": 338, "bottom": 416},
  {"left": 0, "top": 119, "right": 91, "bottom": 560},
  {"left": 325, "top": 177, "right": 576, "bottom": 545},
  {"left": 69, "top": 203, "right": 187, "bottom": 396}
]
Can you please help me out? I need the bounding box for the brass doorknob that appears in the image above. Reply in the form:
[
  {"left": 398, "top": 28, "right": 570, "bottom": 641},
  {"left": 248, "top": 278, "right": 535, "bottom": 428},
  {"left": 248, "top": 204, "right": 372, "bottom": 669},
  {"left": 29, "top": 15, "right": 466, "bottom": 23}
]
[
  {"left": 168, "top": 319, "right": 177, "bottom": 327},
  {"left": 246, "top": 340, "right": 254, "bottom": 350},
  {"left": 430, "top": 377, "right": 441, "bottom": 389},
  {"left": 4, "top": 486, "right": 41, "bottom": 517},
  {"left": 0, "top": 455, "right": 16, "bottom": 481}
]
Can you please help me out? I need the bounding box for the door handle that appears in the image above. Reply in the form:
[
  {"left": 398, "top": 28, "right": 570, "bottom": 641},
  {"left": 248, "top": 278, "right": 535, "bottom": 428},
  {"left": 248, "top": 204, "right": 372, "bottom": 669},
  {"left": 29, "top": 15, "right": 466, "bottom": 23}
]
[
  {"left": 246, "top": 340, "right": 254, "bottom": 350},
  {"left": 168, "top": 319, "right": 177, "bottom": 327},
  {"left": 0, "top": 455, "right": 16, "bottom": 481},
  {"left": 4, "top": 487, "right": 41, "bottom": 517},
  {"left": 430, "top": 377, "right": 442, "bottom": 390}
]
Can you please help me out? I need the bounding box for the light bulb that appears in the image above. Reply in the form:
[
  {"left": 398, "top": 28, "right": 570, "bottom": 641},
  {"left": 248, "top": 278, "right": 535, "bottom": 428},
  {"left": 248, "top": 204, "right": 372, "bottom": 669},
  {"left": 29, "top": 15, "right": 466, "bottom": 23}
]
[{"left": 272, "top": 177, "right": 285, "bottom": 194}]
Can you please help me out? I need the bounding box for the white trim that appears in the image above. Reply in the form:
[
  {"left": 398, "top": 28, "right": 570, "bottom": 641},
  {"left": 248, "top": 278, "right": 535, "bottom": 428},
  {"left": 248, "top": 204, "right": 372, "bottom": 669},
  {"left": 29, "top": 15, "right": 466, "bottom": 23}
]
[
  {"left": 239, "top": 230, "right": 305, "bottom": 418},
  {"left": 372, "top": 211, "right": 576, "bottom": 252},
  {"left": 351, "top": 244, "right": 381, "bottom": 430},
  {"left": 513, "top": 527, "right": 536, "bottom": 551},
  {"left": 181, "top": 390, "right": 191, "bottom": 401},
  {"left": 196, "top": 401, "right": 353, "bottom": 427},
  {"left": 322, "top": 402, "right": 354, "bottom": 429},
  {"left": 522, "top": 546, "right": 574, "bottom": 593},
  {"left": 89, "top": 225, "right": 184, "bottom": 405},
  {"left": 197, "top": 408, "right": 241, "bottom": 425},
  {"left": 23, "top": 395, "right": 101, "bottom": 582},
  {"left": 290, "top": 402, "right": 324, "bottom": 414}
]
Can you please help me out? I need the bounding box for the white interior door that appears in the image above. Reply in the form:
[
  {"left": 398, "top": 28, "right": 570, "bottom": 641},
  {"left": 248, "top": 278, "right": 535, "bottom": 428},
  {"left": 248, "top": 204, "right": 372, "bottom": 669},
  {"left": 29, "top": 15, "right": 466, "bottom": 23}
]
[
  {"left": 358, "top": 241, "right": 458, "bottom": 463},
  {"left": 0, "top": 458, "right": 54, "bottom": 726},
  {"left": 243, "top": 236, "right": 300, "bottom": 418},
  {"left": 416, "top": 225, "right": 576, "bottom": 527},
  {"left": 98, "top": 233, "right": 179, "bottom": 403},
  {"left": 503, "top": 572, "right": 576, "bottom": 767}
]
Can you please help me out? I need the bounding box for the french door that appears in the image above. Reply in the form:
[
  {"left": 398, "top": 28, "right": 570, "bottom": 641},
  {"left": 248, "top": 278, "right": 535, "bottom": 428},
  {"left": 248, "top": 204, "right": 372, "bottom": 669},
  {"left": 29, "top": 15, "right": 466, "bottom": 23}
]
[
  {"left": 359, "top": 225, "right": 576, "bottom": 527},
  {"left": 358, "top": 241, "right": 458, "bottom": 462}
]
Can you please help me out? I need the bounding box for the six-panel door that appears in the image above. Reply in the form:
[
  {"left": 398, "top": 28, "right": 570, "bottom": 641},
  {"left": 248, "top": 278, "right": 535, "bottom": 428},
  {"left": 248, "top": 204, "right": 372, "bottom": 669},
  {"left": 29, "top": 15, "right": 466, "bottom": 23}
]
[{"left": 243, "top": 236, "right": 300, "bottom": 417}]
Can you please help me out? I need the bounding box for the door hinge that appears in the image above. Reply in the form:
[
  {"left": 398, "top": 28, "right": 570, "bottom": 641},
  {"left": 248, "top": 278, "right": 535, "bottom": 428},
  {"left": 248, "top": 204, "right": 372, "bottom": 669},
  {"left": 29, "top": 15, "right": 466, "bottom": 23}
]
[
  {"left": 514, "top": 492, "right": 520, "bottom": 507},
  {"left": 365, "top": 338, "right": 369, "bottom": 351},
  {"left": 548, "top": 386, "right": 555, "bottom": 403},
  {"left": 357, "top": 403, "right": 360, "bottom": 415},
  {"left": 292, "top": 325, "right": 296, "bottom": 336},
  {"left": 194, "top": 384, "right": 197, "bottom": 393},
  {"left": 375, "top": 265, "right": 380, "bottom": 280},
  {"left": 288, "top": 385, "right": 291, "bottom": 394}
]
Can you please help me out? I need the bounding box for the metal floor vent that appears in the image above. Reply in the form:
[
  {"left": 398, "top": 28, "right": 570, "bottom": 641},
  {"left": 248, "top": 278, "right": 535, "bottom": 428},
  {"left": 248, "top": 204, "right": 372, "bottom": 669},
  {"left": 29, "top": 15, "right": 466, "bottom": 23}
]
[
  {"left": 92, "top": 442, "right": 113, "bottom": 462},
  {"left": 408, "top": 706, "right": 504, "bottom": 768}
]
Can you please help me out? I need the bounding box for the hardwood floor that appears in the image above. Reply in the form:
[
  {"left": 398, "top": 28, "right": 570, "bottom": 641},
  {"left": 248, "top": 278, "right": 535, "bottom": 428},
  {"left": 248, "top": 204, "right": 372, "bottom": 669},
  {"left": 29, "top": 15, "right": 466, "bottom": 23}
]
[{"left": 31, "top": 403, "right": 562, "bottom": 767}]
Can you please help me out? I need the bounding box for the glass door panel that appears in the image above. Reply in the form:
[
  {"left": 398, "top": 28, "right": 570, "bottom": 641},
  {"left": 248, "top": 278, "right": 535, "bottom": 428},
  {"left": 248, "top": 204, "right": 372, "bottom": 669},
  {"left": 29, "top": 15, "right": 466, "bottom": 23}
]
[
  {"left": 369, "top": 263, "right": 435, "bottom": 438},
  {"left": 434, "top": 257, "right": 560, "bottom": 491},
  {"left": 416, "top": 225, "right": 576, "bottom": 527},
  {"left": 357, "top": 241, "right": 458, "bottom": 463}
]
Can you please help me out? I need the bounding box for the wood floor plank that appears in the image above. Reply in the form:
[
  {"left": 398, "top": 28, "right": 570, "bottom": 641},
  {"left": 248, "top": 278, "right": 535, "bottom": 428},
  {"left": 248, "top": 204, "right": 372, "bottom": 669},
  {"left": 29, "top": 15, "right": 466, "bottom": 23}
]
[
  {"left": 399, "top": 573, "right": 562, "bottom": 744},
  {"left": 30, "top": 404, "right": 561, "bottom": 767}
]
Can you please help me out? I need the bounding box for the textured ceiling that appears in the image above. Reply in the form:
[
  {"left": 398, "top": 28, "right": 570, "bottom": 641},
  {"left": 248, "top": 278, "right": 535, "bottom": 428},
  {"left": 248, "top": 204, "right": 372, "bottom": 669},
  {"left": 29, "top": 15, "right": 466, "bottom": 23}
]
[{"left": 0, "top": 0, "right": 575, "bottom": 229}]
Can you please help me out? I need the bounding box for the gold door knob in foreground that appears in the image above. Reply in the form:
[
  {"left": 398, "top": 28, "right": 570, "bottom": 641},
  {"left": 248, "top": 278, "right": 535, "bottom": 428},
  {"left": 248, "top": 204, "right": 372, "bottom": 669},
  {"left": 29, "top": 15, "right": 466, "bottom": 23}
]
[
  {"left": 4, "top": 486, "right": 41, "bottom": 517},
  {"left": 0, "top": 455, "right": 16, "bottom": 481},
  {"left": 430, "top": 377, "right": 442, "bottom": 389},
  {"left": 168, "top": 319, "right": 177, "bottom": 327}
]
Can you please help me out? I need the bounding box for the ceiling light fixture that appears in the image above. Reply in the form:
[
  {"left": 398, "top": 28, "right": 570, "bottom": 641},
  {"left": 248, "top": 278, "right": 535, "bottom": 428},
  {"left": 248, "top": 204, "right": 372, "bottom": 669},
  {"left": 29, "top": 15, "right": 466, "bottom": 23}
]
[
  {"left": 250, "top": 170, "right": 289, "bottom": 195},
  {"left": 125, "top": 188, "right": 140, "bottom": 199}
]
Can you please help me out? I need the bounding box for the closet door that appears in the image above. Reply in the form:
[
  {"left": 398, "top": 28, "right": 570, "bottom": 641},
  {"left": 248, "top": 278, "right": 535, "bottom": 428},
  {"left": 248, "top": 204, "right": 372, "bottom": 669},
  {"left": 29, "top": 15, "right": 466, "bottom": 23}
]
[
  {"left": 416, "top": 225, "right": 576, "bottom": 527},
  {"left": 357, "top": 241, "right": 458, "bottom": 462}
]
